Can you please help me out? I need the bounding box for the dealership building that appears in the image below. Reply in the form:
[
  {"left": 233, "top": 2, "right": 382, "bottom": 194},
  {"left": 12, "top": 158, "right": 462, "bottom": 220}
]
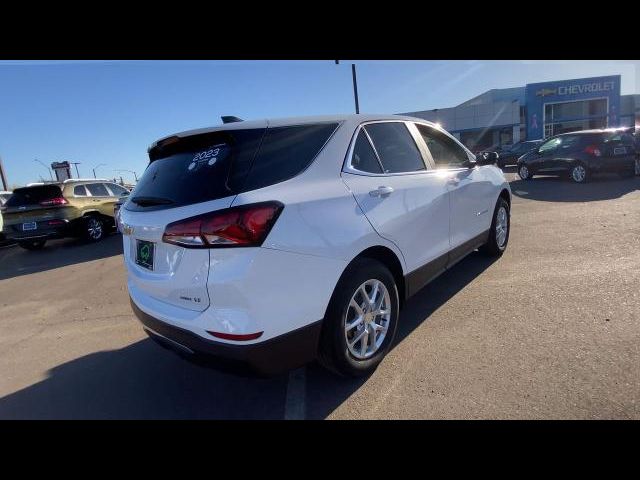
[{"left": 401, "top": 75, "right": 639, "bottom": 151}]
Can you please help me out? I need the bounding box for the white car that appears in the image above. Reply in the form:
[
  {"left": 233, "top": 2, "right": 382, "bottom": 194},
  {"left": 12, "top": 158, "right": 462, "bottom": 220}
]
[{"left": 120, "top": 114, "right": 511, "bottom": 376}]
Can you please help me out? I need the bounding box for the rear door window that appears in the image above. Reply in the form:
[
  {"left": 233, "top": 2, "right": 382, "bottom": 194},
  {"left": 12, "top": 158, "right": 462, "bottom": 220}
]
[
  {"left": 86, "top": 183, "right": 110, "bottom": 197},
  {"left": 364, "top": 122, "right": 425, "bottom": 173},
  {"left": 5, "top": 185, "right": 63, "bottom": 207},
  {"left": 74, "top": 185, "right": 88, "bottom": 196}
]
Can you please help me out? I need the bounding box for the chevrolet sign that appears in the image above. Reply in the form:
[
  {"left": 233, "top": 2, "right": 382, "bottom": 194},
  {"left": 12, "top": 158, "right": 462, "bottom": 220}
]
[
  {"left": 557, "top": 81, "right": 615, "bottom": 96},
  {"left": 536, "top": 88, "right": 557, "bottom": 97}
]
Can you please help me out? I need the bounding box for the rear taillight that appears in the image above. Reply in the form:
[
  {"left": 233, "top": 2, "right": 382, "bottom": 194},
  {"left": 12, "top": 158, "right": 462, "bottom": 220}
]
[
  {"left": 162, "top": 201, "right": 283, "bottom": 248},
  {"left": 584, "top": 145, "right": 602, "bottom": 157},
  {"left": 40, "top": 197, "right": 68, "bottom": 206}
]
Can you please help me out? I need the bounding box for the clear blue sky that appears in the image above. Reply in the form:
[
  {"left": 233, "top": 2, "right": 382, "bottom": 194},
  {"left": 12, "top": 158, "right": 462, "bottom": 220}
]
[{"left": 1, "top": 60, "right": 638, "bottom": 188}]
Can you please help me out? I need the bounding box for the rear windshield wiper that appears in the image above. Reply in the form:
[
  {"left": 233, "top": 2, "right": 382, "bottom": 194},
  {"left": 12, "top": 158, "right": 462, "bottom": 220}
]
[{"left": 130, "top": 196, "right": 174, "bottom": 207}]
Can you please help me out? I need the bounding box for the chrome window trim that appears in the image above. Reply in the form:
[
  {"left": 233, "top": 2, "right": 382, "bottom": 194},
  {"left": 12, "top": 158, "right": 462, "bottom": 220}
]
[{"left": 342, "top": 120, "right": 429, "bottom": 177}]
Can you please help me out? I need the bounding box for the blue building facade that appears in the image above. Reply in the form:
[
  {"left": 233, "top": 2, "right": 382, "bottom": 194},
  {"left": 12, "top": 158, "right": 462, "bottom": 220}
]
[
  {"left": 402, "top": 75, "right": 636, "bottom": 152},
  {"left": 525, "top": 76, "right": 621, "bottom": 140}
]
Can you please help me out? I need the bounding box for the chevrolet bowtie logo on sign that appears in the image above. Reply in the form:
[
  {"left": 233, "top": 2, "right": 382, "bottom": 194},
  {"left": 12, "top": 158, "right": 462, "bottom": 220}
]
[{"left": 536, "top": 88, "right": 557, "bottom": 97}]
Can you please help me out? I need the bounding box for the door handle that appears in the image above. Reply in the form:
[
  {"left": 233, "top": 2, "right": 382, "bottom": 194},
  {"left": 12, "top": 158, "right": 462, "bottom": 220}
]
[{"left": 369, "top": 186, "right": 394, "bottom": 197}]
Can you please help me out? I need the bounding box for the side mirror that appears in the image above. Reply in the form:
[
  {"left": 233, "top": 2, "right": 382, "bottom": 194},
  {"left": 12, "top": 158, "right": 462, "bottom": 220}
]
[{"left": 475, "top": 151, "right": 498, "bottom": 166}]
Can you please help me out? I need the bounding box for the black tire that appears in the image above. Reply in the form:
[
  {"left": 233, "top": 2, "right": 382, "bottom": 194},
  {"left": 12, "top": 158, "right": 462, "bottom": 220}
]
[
  {"left": 568, "top": 163, "right": 589, "bottom": 183},
  {"left": 479, "top": 197, "right": 510, "bottom": 257},
  {"left": 318, "top": 258, "right": 400, "bottom": 377},
  {"left": 18, "top": 239, "right": 46, "bottom": 250},
  {"left": 83, "top": 216, "right": 104, "bottom": 242},
  {"left": 518, "top": 164, "right": 533, "bottom": 180}
]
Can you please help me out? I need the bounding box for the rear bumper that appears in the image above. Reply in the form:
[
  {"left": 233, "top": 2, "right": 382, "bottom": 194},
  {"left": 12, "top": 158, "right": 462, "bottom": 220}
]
[
  {"left": 590, "top": 156, "right": 635, "bottom": 173},
  {"left": 5, "top": 222, "right": 71, "bottom": 241},
  {"left": 130, "top": 298, "right": 322, "bottom": 376}
]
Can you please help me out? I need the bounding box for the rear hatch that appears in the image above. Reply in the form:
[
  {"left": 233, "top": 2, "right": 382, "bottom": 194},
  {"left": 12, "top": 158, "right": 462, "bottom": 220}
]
[
  {"left": 598, "top": 131, "right": 637, "bottom": 167},
  {"left": 2, "top": 185, "right": 72, "bottom": 237},
  {"left": 121, "top": 127, "right": 266, "bottom": 312}
]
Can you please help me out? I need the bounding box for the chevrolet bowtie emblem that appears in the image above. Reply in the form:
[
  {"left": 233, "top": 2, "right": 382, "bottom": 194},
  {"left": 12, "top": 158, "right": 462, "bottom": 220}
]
[{"left": 536, "top": 88, "right": 557, "bottom": 97}]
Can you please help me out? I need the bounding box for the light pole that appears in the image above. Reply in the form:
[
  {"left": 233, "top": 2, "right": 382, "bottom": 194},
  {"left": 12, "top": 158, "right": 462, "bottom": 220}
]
[
  {"left": 115, "top": 169, "right": 138, "bottom": 182},
  {"left": 92, "top": 163, "right": 106, "bottom": 179},
  {"left": 34, "top": 158, "right": 54, "bottom": 181},
  {"left": 335, "top": 60, "right": 360, "bottom": 114},
  {"left": 70, "top": 162, "right": 81, "bottom": 178}
]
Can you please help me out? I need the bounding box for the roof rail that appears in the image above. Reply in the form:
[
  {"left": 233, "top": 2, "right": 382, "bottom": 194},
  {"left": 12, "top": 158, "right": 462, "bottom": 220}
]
[{"left": 63, "top": 178, "right": 109, "bottom": 183}]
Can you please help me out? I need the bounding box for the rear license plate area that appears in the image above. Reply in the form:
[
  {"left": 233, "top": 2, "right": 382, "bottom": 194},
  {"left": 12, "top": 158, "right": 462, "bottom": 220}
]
[
  {"left": 614, "top": 147, "right": 627, "bottom": 155},
  {"left": 22, "top": 222, "right": 37, "bottom": 231},
  {"left": 136, "top": 239, "right": 155, "bottom": 270}
]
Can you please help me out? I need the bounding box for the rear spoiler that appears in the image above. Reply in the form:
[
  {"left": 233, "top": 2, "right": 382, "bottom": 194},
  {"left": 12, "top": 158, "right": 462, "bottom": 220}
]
[{"left": 221, "top": 116, "right": 243, "bottom": 124}]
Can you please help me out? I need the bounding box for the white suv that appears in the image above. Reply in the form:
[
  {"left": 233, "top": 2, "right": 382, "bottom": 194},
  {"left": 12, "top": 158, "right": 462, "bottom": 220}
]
[{"left": 121, "top": 114, "right": 511, "bottom": 376}]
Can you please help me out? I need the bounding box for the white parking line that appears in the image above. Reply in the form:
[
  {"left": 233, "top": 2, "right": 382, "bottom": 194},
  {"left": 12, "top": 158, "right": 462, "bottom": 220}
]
[{"left": 284, "top": 367, "right": 306, "bottom": 420}]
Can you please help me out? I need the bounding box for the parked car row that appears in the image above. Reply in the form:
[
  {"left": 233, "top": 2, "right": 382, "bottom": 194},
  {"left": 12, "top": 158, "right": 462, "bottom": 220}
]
[{"left": 0, "top": 179, "right": 130, "bottom": 250}]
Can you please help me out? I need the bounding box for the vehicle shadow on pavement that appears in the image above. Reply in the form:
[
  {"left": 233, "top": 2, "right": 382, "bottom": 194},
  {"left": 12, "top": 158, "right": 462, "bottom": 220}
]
[
  {"left": 0, "top": 233, "right": 123, "bottom": 281},
  {"left": 0, "top": 251, "right": 496, "bottom": 420},
  {"left": 0, "top": 338, "right": 290, "bottom": 419},
  {"left": 304, "top": 251, "right": 498, "bottom": 419},
  {"left": 510, "top": 175, "right": 639, "bottom": 203}
]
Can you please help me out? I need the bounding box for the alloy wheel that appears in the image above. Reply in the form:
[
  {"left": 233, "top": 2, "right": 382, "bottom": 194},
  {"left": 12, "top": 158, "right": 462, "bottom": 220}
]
[
  {"left": 344, "top": 279, "right": 391, "bottom": 360},
  {"left": 87, "top": 218, "right": 103, "bottom": 240}
]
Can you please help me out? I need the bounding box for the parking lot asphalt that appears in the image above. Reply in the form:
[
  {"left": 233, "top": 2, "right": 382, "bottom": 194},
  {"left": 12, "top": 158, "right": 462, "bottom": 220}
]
[{"left": 1, "top": 170, "right": 639, "bottom": 419}]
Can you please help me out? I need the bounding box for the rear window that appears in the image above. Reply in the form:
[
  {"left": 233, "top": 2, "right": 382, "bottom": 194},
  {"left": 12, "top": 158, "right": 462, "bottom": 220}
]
[
  {"left": 128, "top": 129, "right": 265, "bottom": 211},
  {"left": 602, "top": 132, "right": 635, "bottom": 145},
  {"left": 5, "top": 185, "right": 62, "bottom": 207},
  {"left": 128, "top": 122, "right": 338, "bottom": 211},
  {"left": 240, "top": 123, "right": 339, "bottom": 191}
]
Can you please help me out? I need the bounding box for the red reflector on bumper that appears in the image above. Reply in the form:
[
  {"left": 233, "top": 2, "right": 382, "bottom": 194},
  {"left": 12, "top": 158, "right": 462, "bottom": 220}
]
[{"left": 207, "top": 331, "right": 264, "bottom": 341}]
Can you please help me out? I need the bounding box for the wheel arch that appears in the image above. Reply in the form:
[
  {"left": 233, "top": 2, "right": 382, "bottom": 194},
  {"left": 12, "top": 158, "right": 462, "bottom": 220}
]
[
  {"left": 498, "top": 188, "right": 511, "bottom": 207},
  {"left": 348, "top": 245, "right": 406, "bottom": 308}
]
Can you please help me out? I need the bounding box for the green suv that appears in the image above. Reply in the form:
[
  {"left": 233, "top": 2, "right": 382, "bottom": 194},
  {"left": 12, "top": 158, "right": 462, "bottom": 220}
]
[{"left": 2, "top": 179, "right": 129, "bottom": 250}]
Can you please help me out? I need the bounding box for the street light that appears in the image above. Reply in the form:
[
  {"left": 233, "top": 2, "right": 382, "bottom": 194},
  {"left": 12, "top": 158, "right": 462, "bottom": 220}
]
[
  {"left": 335, "top": 60, "right": 360, "bottom": 114},
  {"left": 114, "top": 169, "right": 138, "bottom": 182},
  {"left": 34, "top": 158, "right": 54, "bottom": 181},
  {"left": 92, "top": 163, "right": 106, "bottom": 179},
  {"left": 70, "top": 162, "right": 81, "bottom": 178}
]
